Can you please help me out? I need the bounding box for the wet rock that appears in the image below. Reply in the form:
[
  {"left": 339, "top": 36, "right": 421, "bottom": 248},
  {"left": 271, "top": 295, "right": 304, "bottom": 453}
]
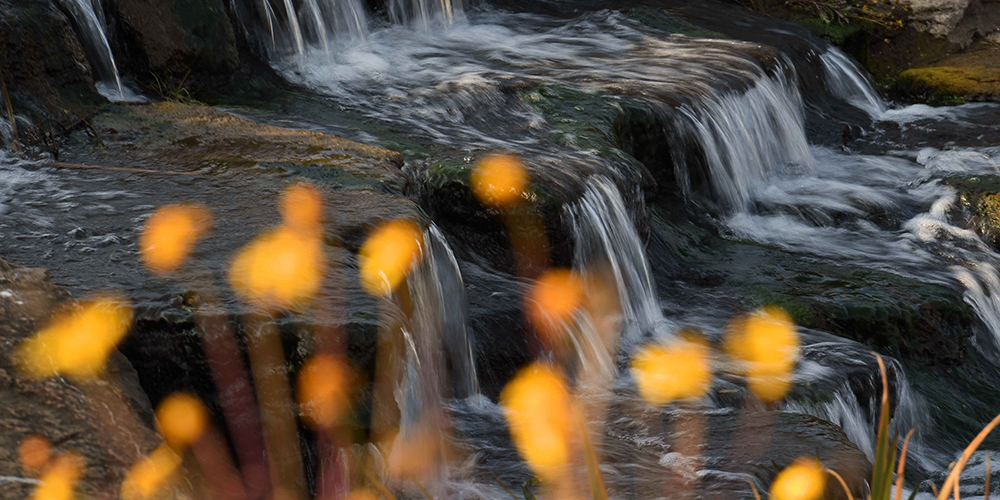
[
  {"left": 892, "top": 40, "right": 1000, "bottom": 103},
  {"left": 0, "top": 257, "right": 159, "bottom": 499},
  {"left": 0, "top": 0, "right": 103, "bottom": 129},
  {"left": 947, "top": 175, "right": 1000, "bottom": 248},
  {"left": 83, "top": 102, "right": 420, "bottom": 249},
  {"left": 905, "top": 0, "right": 1000, "bottom": 47},
  {"left": 103, "top": 0, "right": 244, "bottom": 95}
]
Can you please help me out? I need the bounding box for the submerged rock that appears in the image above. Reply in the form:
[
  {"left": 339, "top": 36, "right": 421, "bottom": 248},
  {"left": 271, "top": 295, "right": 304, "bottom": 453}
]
[{"left": 0, "top": 257, "right": 159, "bottom": 499}]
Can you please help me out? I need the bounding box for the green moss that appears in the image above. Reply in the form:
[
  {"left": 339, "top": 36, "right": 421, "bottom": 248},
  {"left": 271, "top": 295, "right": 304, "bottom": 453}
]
[
  {"left": 790, "top": 14, "right": 862, "bottom": 46},
  {"left": 631, "top": 8, "right": 728, "bottom": 39},
  {"left": 894, "top": 66, "right": 1000, "bottom": 104}
]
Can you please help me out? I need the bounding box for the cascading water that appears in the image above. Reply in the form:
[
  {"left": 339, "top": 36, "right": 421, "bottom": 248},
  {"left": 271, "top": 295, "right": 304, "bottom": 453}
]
[
  {"left": 670, "top": 69, "right": 814, "bottom": 211},
  {"left": 56, "top": 0, "right": 123, "bottom": 98},
  {"left": 567, "top": 177, "right": 663, "bottom": 333},
  {"left": 388, "top": 0, "right": 464, "bottom": 28},
  {"left": 819, "top": 48, "right": 886, "bottom": 117}
]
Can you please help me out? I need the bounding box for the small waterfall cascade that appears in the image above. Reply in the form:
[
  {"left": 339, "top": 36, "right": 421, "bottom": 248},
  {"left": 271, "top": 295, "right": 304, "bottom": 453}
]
[
  {"left": 819, "top": 48, "right": 886, "bottom": 117},
  {"left": 671, "top": 69, "right": 814, "bottom": 212},
  {"left": 403, "top": 224, "right": 479, "bottom": 413},
  {"left": 56, "top": 0, "right": 124, "bottom": 98},
  {"left": 238, "top": 0, "right": 370, "bottom": 56},
  {"left": 567, "top": 177, "right": 662, "bottom": 332},
  {"left": 786, "top": 354, "right": 937, "bottom": 469},
  {"left": 387, "top": 0, "right": 464, "bottom": 28}
]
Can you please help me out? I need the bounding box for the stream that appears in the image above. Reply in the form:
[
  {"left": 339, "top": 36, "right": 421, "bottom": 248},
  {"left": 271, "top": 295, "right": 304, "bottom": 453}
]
[{"left": 3, "top": 0, "right": 1000, "bottom": 497}]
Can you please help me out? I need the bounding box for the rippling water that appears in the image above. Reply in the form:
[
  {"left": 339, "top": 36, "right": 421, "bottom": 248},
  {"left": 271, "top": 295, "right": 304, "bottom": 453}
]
[{"left": 7, "top": 1, "right": 1000, "bottom": 496}]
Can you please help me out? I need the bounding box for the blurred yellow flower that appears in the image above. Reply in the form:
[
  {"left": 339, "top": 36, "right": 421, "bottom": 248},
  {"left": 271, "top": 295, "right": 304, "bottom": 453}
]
[
  {"left": 500, "top": 362, "right": 575, "bottom": 481},
  {"left": 140, "top": 203, "right": 211, "bottom": 275},
  {"left": 155, "top": 393, "right": 209, "bottom": 450},
  {"left": 296, "top": 354, "right": 351, "bottom": 430},
  {"left": 280, "top": 182, "right": 324, "bottom": 234},
  {"left": 631, "top": 336, "right": 712, "bottom": 406},
  {"left": 770, "top": 457, "right": 826, "bottom": 500},
  {"left": 18, "top": 297, "right": 133, "bottom": 380},
  {"left": 344, "top": 490, "right": 380, "bottom": 500},
  {"left": 229, "top": 225, "right": 326, "bottom": 311},
  {"left": 470, "top": 153, "right": 528, "bottom": 210},
  {"left": 121, "top": 445, "right": 182, "bottom": 500},
  {"left": 526, "top": 269, "right": 583, "bottom": 345},
  {"left": 31, "top": 454, "right": 82, "bottom": 500},
  {"left": 726, "top": 306, "right": 798, "bottom": 403},
  {"left": 358, "top": 219, "right": 424, "bottom": 297},
  {"left": 19, "top": 435, "right": 52, "bottom": 475}
]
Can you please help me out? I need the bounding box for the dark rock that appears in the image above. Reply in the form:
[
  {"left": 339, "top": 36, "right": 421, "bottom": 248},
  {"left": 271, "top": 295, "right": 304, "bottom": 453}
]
[
  {"left": 104, "top": 0, "right": 242, "bottom": 95},
  {"left": 0, "top": 0, "right": 103, "bottom": 130},
  {"left": 0, "top": 257, "right": 159, "bottom": 499}
]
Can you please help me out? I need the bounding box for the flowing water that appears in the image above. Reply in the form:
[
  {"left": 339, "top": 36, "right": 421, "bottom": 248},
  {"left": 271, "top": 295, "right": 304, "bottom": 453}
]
[
  {"left": 7, "top": 0, "right": 1000, "bottom": 496},
  {"left": 56, "top": 0, "right": 124, "bottom": 99}
]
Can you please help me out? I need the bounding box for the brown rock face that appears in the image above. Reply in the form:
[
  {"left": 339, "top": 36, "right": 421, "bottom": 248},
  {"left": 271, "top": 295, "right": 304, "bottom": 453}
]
[
  {"left": 0, "top": 0, "right": 103, "bottom": 127},
  {"left": 106, "top": 0, "right": 243, "bottom": 94},
  {"left": 0, "top": 258, "right": 159, "bottom": 499}
]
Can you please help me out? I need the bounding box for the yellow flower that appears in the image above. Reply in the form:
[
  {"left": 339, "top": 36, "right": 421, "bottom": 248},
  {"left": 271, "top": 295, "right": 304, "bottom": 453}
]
[
  {"left": 726, "top": 306, "right": 799, "bottom": 403},
  {"left": 280, "top": 182, "right": 324, "bottom": 234},
  {"left": 296, "top": 355, "right": 351, "bottom": 430},
  {"left": 155, "top": 393, "right": 209, "bottom": 450},
  {"left": 18, "top": 297, "right": 133, "bottom": 380},
  {"left": 358, "top": 219, "right": 424, "bottom": 297},
  {"left": 500, "top": 363, "right": 575, "bottom": 481},
  {"left": 770, "top": 457, "right": 826, "bottom": 500},
  {"left": 140, "top": 204, "right": 211, "bottom": 275},
  {"left": 631, "top": 336, "right": 712, "bottom": 406},
  {"left": 121, "top": 445, "right": 182, "bottom": 500},
  {"left": 344, "top": 490, "right": 380, "bottom": 500},
  {"left": 229, "top": 225, "right": 326, "bottom": 311},
  {"left": 470, "top": 153, "right": 528, "bottom": 210},
  {"left": 19, "top": 435, "right": 52, "bottom": 475},
  {"left": 526, "top": 269, "right": 584, "bottom": 346},
  {"left": 31, "top": 454, "right": 83, "bottom": 500}
]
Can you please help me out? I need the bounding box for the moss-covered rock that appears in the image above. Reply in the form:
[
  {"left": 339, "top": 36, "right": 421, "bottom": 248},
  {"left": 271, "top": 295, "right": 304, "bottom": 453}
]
[
  {"left": 891, "top": 41, "right": 1000, "bottom": 103},
  {"left": 946, "top": 175, "right": 1000, "bottom": 249}
]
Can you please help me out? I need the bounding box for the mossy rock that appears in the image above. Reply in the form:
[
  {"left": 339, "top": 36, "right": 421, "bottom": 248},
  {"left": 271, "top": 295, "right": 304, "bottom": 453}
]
[
  {"left": 895, "top": 65, "right": 1000, "bottom": 104},
  {"left": 946, "top": 175, "right": 1000, "bottom": 249}
]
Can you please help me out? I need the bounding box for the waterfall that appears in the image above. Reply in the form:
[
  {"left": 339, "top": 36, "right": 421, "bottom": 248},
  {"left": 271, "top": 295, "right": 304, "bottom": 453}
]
[
  {"left": 405, "top": 224, "right": 479, "bottom": 403},
  {"left": 56, "top": 0, "right": 123, "bottom": 98},
  {"left": 819, "top": 48, "right": 886, "bottom": 117},
  {"left": 671, "top": 70, "right": 813, "bottom": 212},
  {"left": 388, "top": 0, "right": 463, "bottom": 28},
  {"left": 567, "top": 177, "right": 662, "bottom": 331},
  {"left": 785, "top": 354, "right": 937, "bottom": 469}
]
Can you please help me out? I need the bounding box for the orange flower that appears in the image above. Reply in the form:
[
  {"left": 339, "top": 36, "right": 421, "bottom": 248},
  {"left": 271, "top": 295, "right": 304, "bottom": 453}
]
[
  {"left": 140, "top": 203, "right": 211, "bottom": 275},
  {"left": 726, "top": 306, "right": 799, "bottom": 403},
  {"left": 296, "top": 355, "right": 351, "bottom": 430},
  {"left": 500, "top": 363, "right": 575, "bottom": 481},
  {"left": 18, "top": 296, "right": 133, "bottom": 380},
  {"left": 31, "top": 454, "right": 83, "bottom": 500},
  {"left": 344, "top": 490, "right": 379, "bottom": 500},
  {"left": 358, "top": 219, "right": 424, "bottom": 297},
  {"left": 230, "top": 225, "right": 326, "bottom": 311},
  {"left": 526, "top": 269, "right": 583, "bottom": 345},
  {"left": 280, "top": 182, "right": 324, "bottom": 234},
  {"left": 770, "top": 457, "right": 826, "bottom": 500},
  {"left": 19, "top": 435, "right": 52, "bottom": 475},
  {"left": 631, "top": 336, "right": 712, "bottom": 406},
  {"left": 155, "top": 393, "right": 209, "bottom": 450},
  {"left": 121, "top": 445, "right": 183, "bottom": 500},
  {"left": 470, "top": 153, "right": 528, "bottom": 210}
]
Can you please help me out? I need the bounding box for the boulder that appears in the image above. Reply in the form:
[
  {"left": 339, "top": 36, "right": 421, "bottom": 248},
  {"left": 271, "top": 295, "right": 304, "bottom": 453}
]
[
  {"left": 905, "top": 0, "right": 1000, "bottom": 46},
  {"left": 0, "top": 0, "right": 103, "bottom": 131},
  {"left": 0, "top": 257, "right": 159, "bottom": 499}
]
